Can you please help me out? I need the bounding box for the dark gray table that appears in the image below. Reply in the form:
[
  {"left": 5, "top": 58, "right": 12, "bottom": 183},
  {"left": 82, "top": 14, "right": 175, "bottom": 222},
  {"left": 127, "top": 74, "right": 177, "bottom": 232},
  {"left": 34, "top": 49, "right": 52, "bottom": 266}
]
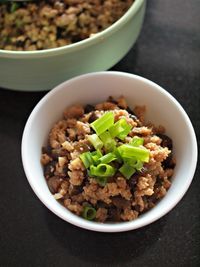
[{"left": 0, "top": 1, "right": 199, "bottom": 266}]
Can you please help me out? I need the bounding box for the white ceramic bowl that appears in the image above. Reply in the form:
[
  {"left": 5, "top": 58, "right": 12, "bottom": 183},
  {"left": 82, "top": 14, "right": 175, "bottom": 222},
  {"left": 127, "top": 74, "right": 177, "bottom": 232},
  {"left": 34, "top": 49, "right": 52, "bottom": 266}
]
[{"left": 21, "top": 72, "right": 198, "bottom": 232}]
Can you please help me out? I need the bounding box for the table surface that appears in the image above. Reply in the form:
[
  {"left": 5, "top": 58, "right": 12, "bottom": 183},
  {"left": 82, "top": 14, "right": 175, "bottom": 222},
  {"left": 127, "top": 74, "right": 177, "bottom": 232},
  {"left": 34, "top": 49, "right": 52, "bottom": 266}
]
[{"left": 0, "top": 1, "right": 199, "bottom": 266}]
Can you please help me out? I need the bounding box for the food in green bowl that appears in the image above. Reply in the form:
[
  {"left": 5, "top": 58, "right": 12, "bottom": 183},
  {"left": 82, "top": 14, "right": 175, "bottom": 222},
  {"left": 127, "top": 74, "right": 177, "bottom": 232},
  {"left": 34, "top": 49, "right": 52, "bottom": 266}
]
[
  {"left": 0, "top": 0, "right": 146, "bottom": 91},
  {"left": 0, "top": 0, "right": 134, "bottom": 51}
]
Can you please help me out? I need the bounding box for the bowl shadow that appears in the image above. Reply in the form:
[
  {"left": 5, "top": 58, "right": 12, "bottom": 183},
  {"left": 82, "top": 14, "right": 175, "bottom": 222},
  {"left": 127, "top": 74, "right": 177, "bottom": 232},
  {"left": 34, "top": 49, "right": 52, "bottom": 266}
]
[{"left": 45, "top": 209, "right": 166, "bottom": 265}]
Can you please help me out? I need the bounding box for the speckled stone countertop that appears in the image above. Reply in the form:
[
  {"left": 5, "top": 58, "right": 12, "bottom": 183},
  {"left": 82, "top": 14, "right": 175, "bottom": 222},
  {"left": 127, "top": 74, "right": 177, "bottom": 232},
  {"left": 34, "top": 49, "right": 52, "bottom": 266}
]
[{"left": 0, "top": 1, "right": 199, "bottom": 266}]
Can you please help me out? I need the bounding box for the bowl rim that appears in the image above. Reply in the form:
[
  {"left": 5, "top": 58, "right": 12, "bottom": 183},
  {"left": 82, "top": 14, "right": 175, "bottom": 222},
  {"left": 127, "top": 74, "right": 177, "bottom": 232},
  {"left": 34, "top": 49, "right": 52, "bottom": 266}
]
[
  {"left": 0, "top": 0, "right": 144, "bottom": 58},
  {"left": 21, "top": 71, "right": 198, "bottom": 232}
]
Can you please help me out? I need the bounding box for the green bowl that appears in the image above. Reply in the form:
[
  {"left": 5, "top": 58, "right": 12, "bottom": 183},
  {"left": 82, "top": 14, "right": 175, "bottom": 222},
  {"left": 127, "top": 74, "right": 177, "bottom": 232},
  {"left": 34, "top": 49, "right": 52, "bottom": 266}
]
[{"left": 0, "top": 0, "right": 146, "bottom": 91}]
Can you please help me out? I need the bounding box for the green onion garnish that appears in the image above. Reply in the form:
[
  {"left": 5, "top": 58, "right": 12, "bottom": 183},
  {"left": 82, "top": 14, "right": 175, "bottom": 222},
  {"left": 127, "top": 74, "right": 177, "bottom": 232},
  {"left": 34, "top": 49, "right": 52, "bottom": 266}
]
[
  {"left": 118, "top": 144, "right": 150, "bottom": 162},
  {"left": 119, "top": 163, "right": 136, "bottom": 179},
  {"left": 82, "top": 206, "right": 96, "bottom": 221},
  {"left": 79, "top": 152, "right": 93, "bottom": 168},
  {"left": 10, "top": 2, "right": 19, "bottom": 13},
  {"left": 87, "top": 134, "right": 103, "bottom": 150},
  {"left": 125, "top": 158, "right": 143, "bottom": 170},
  {"left": 99, "top": 152, "right": 117, "bottom": 164},
  {"left": 90, "top": 112, "right": 114, "bottom": 136},
  {"left": 99, "top": 131, "right": 116, "bottom": 152},
  {"left": 109, "top": 122, "right": 124, "bottom": 138},
  {"left": 91, "top": 150, "right": 102, "bottom": 165},
  {"left": 109, "top": 118, "right": 132, "bottom": 140},
  {"left": 113, "top": 147, "right": 123, "bottom": 163},
  {"left": 90, "top": 164, "right": 116, "bottom": 177},
  {"left": 129, "top": 136, "right": 144, "bottom": 146},
  {"left": 133, "top": 159, "right": 143, "bottom": 170},
  {"left": 79, "top": 110, "right": 150, "bottom": 185}
]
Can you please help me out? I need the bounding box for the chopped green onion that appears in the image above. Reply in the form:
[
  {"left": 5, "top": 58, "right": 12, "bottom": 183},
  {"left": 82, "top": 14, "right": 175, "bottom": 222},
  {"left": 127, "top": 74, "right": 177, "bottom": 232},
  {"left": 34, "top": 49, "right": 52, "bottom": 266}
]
[
  {"left": 105, "top": 139, "right": 116, "bottom": 152},
  {"left": 90, "top": 164, "right": 116, "bottom": 177},
  {"left": 125, "top": 157, "right": 137, "bottom": 166},
  {"left": 90, "top": 112, "right": 114, "bottom": 136},
  {"left": 99, "top": 152, "right": 117, "bottom": 164},
  {"left": 87, "top": 134, "right": 103, "bottom": 150},
  {"left": 10, "top": 2, "right": 19, "bottom": 13},
  {"left": 126, "top": 158, "right": 143, "bottom": 170},
  {"left": 109, "top": 118, "right": 132, "bottom": 140},
  {"left": 117, "top": 123, "right": 132, "bottom": 140},
  {"left": 80, "top": 110, "right": 149, "bottom": 185},
  {"left": 91, "top": 150, "right": 102, "bottom": 165},
  {"left": 82, "top": 206, "right": 96, "bottom": 220},
  {"left": 130, "top": 136, "right": 144, "bottom": 146},
  {"left": 99, "top": 131, "right": 116, "bottom": 152},
  {"left": 113, "top": 147, "right": 123, "bottom": 163},
  {"left": 118, "top": 144, "right": 150, "bottom": 162},
  {"left": 119, "top": 163, "right": 136, "bottom": 179},
  {"left": 133, "top": 159, "right": 143, "bottom": 170},
  {"left": 79, "top": 152, "right": 93, "bottom": 168},
  {"left": 95, "top": 176, "right": 108, "bottom": 186},
  {"left": 109, "top": 122, "right": 124, "bottom": 138}
]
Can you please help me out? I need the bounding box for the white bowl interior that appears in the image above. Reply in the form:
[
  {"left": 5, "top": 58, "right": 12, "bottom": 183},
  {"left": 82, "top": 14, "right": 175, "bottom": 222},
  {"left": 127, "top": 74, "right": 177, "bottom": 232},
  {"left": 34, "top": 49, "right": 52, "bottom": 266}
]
[{"left": 22, "top": 72, "right": 197, "bottom": 232}]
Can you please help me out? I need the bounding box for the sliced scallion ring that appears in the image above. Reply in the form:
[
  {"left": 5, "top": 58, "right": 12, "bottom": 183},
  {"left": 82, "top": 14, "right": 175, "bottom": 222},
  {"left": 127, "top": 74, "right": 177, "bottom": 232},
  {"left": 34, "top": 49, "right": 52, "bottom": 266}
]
[
  {"left": 90, "top": 163, "right": 116, "bottom": 177},
  {"left": 129, "top": 136, "right": 144, "bottom": 146},
  {"left": 119, "top": 163, "right": 136, "bottom": 179},
  {"left": 99, "top": 152, "right": 117, "bottom": 164},
  {"left": 90, "top": 111, "right": 114, "bottom": 136},
  {"left": 82, "top": 206, "right": 96, "bottom": 220},
  {"left": 109, "top": 118, "right": 132, "bottom": 140},
  {"left": 118, "top": 144, "right": 150, "bottom": 162},
  {"left": 87, "top": 134, "right": 103, "bottom": 150},
  {"left": 79, "top": 152, "right": 93, "bottom": 169},
  {"left": 99, "top": 131, "right": 116, "bottom": 152}
]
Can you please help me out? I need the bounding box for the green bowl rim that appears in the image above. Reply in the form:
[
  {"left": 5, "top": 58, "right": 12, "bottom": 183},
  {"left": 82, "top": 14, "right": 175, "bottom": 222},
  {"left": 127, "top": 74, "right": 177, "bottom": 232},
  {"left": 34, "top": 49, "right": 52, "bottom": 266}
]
[{"left": 0, "top": 0, "right": 145, "bottom": 58}]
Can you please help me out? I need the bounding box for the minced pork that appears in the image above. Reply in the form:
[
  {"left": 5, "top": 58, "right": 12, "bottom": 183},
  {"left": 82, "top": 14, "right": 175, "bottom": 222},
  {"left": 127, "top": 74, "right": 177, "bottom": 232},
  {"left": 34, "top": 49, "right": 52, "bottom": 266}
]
[
  {"left": 41, "top": 96, "right": 175, "bottom": 222},
  {"left": 0, "top": 0, "right": 134, "bottom": 50}
]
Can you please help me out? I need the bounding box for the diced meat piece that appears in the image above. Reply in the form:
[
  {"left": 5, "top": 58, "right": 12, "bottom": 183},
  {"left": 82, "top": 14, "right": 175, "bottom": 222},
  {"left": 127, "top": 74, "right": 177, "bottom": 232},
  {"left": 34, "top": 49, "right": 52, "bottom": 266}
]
[{"left": 63, "top": 105, "right": 84, "bottom": 119}]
